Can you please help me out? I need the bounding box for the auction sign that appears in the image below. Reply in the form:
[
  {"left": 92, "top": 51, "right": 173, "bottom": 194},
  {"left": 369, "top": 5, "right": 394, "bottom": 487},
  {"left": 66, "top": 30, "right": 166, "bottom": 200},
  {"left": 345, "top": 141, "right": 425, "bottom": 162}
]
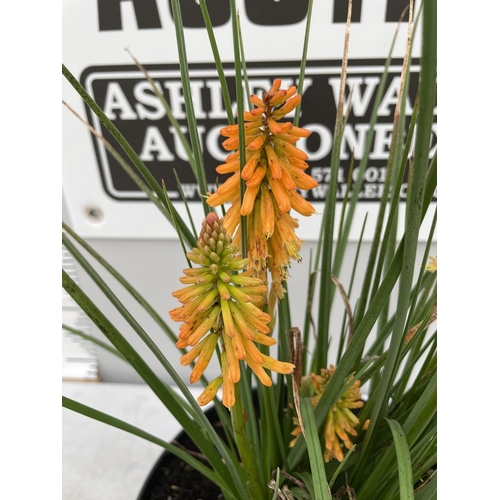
[{"left": 62, "top": 0, "right": 436, "bottom": 240}]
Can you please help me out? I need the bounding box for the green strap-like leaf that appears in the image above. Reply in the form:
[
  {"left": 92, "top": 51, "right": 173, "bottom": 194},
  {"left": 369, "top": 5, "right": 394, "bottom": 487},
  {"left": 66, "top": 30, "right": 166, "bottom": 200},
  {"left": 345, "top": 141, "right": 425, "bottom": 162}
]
[
  {"left": 385, "top": 419, "right": 414, "bottom": 500},
  {"left": 300, "top": 398, "right": 332, "bottom": 500},
  {"left": 199, "top": 0, "right": 234, "bottom": 125},
  {"left": 170, "top": 0, "right": 210, "bottom": 216},
  {"left": 294, "top": 0, "right": 314, "bottom": 126}
]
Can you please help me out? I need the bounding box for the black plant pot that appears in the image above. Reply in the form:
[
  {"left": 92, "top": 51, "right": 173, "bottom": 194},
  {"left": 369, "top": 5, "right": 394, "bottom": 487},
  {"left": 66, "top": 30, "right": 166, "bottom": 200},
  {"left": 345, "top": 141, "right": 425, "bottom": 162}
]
[
  {"left": 137, "top": 403, "right": 225, "bottom": 500},
  {"left": 138, "top": 389, "right": 265, "bottom": 500}
]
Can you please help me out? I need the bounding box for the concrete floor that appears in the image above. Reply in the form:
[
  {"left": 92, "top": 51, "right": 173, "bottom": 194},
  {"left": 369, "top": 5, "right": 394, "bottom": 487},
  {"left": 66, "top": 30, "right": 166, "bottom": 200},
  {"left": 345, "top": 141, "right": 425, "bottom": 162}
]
[{"left": 62, "top": 382, "right": 205, "bottom": 500}]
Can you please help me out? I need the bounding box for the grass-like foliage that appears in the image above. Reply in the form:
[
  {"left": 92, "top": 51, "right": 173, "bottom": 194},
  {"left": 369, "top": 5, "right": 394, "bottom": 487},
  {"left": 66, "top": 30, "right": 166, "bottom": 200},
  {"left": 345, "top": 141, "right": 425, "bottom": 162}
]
[{"left": 62, "top": 0, "right": 437, "bottom": 498}]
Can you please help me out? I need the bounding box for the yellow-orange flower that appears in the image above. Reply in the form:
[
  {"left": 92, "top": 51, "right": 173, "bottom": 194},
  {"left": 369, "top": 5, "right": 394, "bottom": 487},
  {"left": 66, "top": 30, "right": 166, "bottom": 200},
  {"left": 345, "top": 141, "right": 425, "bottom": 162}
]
[
  {"left": 290, "top": 365, "right": 366, "bottom": 462},
  {"left": 170, "top": 212, "right": 295, "bottom": 408},
  {"left": 206, "top": 79, "right": 318, "bottom": 298},
  {"left": 426, "top": 256, "right": 437, "bottom": 273}
]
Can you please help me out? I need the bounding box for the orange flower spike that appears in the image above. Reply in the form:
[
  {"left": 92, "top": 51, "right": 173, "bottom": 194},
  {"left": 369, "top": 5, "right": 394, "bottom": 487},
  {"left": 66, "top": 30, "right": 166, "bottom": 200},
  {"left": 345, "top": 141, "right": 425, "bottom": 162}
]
[
  {"left": 206, "top": 79, "right": 319, "bottom": 294},
  {"left": 172, "top": 212, "right": 287, "bottom": 408},
  {"left": 290, "top": 364, "right": 366, "bottom": 462}
]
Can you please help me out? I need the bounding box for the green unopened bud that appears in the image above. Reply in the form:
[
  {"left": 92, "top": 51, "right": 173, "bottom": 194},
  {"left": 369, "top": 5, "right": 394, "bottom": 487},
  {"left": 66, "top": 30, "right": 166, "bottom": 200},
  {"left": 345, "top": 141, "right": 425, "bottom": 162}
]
[{"left": 219, "top": 271, "right": 231, "bottom": 283}]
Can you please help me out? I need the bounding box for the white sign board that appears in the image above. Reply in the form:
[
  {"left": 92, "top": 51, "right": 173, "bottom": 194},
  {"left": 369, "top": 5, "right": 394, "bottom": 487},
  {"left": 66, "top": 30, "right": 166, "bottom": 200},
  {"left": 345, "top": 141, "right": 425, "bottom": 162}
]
[{"left": 62, "top": 0, "right": 435, "bottom": 241}]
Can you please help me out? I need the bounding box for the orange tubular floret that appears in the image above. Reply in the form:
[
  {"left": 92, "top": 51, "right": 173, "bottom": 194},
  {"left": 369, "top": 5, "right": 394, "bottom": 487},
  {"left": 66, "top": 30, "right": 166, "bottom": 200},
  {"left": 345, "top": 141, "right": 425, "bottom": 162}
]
[
  {"left": 250, "top": 94, "right": 265, "bottom": 107},
  {"left": 244, "top": 110, "right": 262, "bottom": 121},
  {"left": 241, "top": 152, "right": 262, "bottom": 180},
  {"left": 241, "top": 185, "right": 260, "bottom": 216},
  {"left": 247, "top": 134, "right": 267, "bottom": 151},
  {"left": 269, "top": 89, "right": 288, "bottom": 107},
  {"left": 216, "top": 160, "right": 240, "bottom": 174},
  {"left": 265, "top": 144, "right": 282, "bottom": 180},
  {"left": 245, "top": 355, "right": 272, "bottom": 386},
  {"left": 251, "top": 106, "right": 266, "bottom": 117},
  {"left": 279, "top": 164, "right": 297, "bottom": 191},
  {"left": 273, "top": 138, "right": 309, "bottom": 160},
  {"left": 267, "top": 117, "right": 282, "bottom": 135},
  {"left": 222, "top": 332, "right": 241, "bottom": 383},
  {"left": 269, "top": 78, "right": 282, "bottom": 94},
  {"left": 267, "top": 173, "right": 292, "bottom": 213},
  {"left": 245, "top": 164, "right": 267, "bottom": 188},
  {"left": 287, "top": 167, "right": 319, "bottom": 191},
  {"left": 288, "top": 125, "right": 311, "bottom": 137},
  {"left": 288, "top": 189, "right": 316, "bottom": 216},
  {"left": 273, "top": 94, "right": 301, "bottom": 119}
]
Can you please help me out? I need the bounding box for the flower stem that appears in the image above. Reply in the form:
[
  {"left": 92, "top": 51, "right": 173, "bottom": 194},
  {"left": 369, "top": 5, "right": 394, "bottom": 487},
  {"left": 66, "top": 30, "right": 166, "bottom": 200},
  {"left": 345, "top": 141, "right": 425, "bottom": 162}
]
[{"left": 231, "top": 381, "right": 267, "bottom": 499}]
